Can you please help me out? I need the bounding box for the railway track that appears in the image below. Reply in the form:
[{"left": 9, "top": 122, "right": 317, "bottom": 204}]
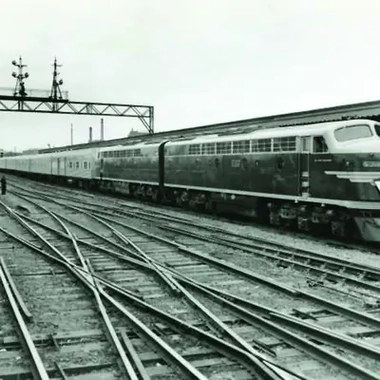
[
  {"left": 0, "top": 189, "right": 293, "bottom": 379},
  {"left": 0, "top": 214, "right": 122, "bottom": 379},
  {"left": 1, "top": 177, "right": 380, "bottom": 378}
]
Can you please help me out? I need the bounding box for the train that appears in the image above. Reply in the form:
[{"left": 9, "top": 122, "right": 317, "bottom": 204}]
[{"left": 1, "top": 118, "right": 380, "bottom": 242}]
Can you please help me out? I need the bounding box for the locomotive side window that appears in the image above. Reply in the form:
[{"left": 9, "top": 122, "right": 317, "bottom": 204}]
[
  {"left": 313, "top": 136, "right": 329, "bottom": 153},
  {"left": 202, "top": 143, "right": 215, "bottom": 155},
  {"left": 375, "top": 124, "right": 380, "bottom": 136},
  {"left": 252, "top": 139, "right": 272, "bottom": 152},
  {"left": 232, "top": 140, "right": 250, "bottom": 153},
  {"left": 216, "top": 142, "right": 231, "bottom": 154},
  {"left": 334, "top": 124, "right": 373, "bottom": 142},
  {"left": 189, "top": 144, "right": 201, "bottom": 155},
  {"left": 273, "top": 137, "right": 296, "bottom": 152}
]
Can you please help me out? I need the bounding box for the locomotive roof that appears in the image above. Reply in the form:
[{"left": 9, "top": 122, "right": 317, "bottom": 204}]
[{"left": 166, "top": 119, "right": 378, "bottom": 146}]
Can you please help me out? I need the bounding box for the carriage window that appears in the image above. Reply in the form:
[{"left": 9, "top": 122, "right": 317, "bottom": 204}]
[
  {"left": 273, "top": 137, "right": 296, "bottom": 152},
  {"left": 313, "top": 136, "right": 329, "bottom": 153},
  {"left": 189, "top": 144, "right": 201, "bottom": 155},
  {"left": 69, "top": 162, "right": 73, "bottom": 168},
  {"left": 76, "top": 162, "right": 79, "bottom": 168},
  {"left": 84, "top": 162, "right": 88, "bottom": 169},
  {"left": 232, "top": 140, "right": 250, "bottom": 153},
  {"left": 216, "top": 142, "right": 231, "bottom": 154},
  {"left": 334, "top": 125, "right": 373, "bottom": 142},
  {"left": 202, "top": 143, "right": 215, "bottom": 155},
  {"left": 134, "top": 149, "right": 142, "bottom": 157},
  {"left": 252, "top": 139, "right": 272, "bottom": 152}
]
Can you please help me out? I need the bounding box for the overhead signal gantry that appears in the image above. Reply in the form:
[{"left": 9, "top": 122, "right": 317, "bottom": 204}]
[{"left": 0, "top": 57, "right": 154, "bottom": 133}]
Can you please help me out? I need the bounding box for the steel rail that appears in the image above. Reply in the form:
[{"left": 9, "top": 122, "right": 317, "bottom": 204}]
[
  {"left": 0, "top": 219, "right": 310, "bottom": 380},
  {"left": 158, "top": 224, "right": 380, "bottom": 293},
  {"left": 5, "top": 184, "right": 377, "bottom": 378},
  {"left": 0, "top": 207, "right": 212, "bottom": 380},
  {"left": 0, "top": 202, "right": 142, "bottom": 379},
  {"left": 25, "top": 211, "right": 379, "bottom": 378},
  {"left": 99, "top": 289, "right": 209, "bottom": 380},
  {"left": 73, "top": 209, "right": 299, "bottom": 294},
  {"left": 0, "top": 223, "right": 357, "bottom": 380},
  {"left": 0, "top": 260, "right": 50, "bottom": 380},
  {"left": 70, "top": 209, "right": 380, "bottom": 330},
  {"left": 0, "top": 257, "right": 33, "bottom": 321},
  {"left": 163, "top": 271, "right": 380, "bottom": 380},
  {"left": 95, "top": 203, "right": 380, "bottom": 278},
  {"left": 55, "top": 204, "right": 142, "bottom": 380},
  {"left": 19, "top": 200, "right": 287, "bottom": 379},
  {"left": 88, "top": 214, "right": 181, "bottom": 295},
  {"left": 85, "top": 259, "right": 140, "bottom": 380},
  {"left": 120, "top": 330, "right": 151, "bottom": 380},
  {"left": 56, "top": 195, "right": 380, "bottom": 279},
  {"left": 110, "top": 228, "right": 278, "bottom": 358},
  {"left": 6, "top": 193, "right": 380, "bottom": 378},
  {"left": 10, "top": 204, "right": 380, "bottom": 333},
  {"left": 0, "top": 202, "right": 305, "bottom": 380},
  {"left": 162, "top": 267, "right": 380, "bottom": 361},
  {"left": 3, "top": 199, "right": 148, "bottom": 380},
  {"left": 12, "top": 189, "right": 380, "bottom": 294}
]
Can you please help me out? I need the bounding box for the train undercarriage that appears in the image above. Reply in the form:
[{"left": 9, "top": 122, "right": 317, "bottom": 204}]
[
  {"left": 2, "top": 170, "right": 378, "bottom": 242},
  {"left": 104, "top": 181, "right": 372, "bottom": 241}
]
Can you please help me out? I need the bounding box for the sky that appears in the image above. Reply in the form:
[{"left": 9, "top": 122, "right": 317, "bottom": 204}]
[{"left": 1, "top": 0, "right": 380, "bottom": 151}]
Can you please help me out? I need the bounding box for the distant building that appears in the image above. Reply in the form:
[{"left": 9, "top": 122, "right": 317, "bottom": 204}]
[
  {"left": 128, "top": 129, "right": 146, "bottom": 137},
  {"left": 22, "top": 148, "right": 40, "bottom": 154}
]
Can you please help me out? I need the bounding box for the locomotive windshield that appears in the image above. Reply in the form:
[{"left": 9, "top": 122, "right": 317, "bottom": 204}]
[
  {"left": 375, "top": 124, "right": 380, "bottom": 137},
  {"left": 334, "top": 124, "right": 373, "bottom": 142}
]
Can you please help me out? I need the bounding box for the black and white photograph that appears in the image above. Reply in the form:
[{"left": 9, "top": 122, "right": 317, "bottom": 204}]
[{"left": 1, "top": 1, "right": 380, "bottom": 379}]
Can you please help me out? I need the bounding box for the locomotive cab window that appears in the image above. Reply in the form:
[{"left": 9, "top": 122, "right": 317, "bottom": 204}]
[
  {"left": 313, "top": 136, "right": 329, "bottom": 153},
  {"left": 334, "top": 124, "right": 373, "bottom": 142},
  {"left": 374, "top": 124, "right": 380, "bottom": 137}
]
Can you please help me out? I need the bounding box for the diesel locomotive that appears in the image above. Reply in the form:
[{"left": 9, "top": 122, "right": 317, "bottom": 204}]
[{"left": 1, "top": 119, "right": 380, "bottom": 242}]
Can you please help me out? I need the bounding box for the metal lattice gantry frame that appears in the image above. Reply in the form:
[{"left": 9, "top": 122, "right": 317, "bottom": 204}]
[
  {"left": 1, "top": 57, "right": 154, "bottom": 134},
  {"left": 0, "top": 95, "right": 155, "bottom": 134}
]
